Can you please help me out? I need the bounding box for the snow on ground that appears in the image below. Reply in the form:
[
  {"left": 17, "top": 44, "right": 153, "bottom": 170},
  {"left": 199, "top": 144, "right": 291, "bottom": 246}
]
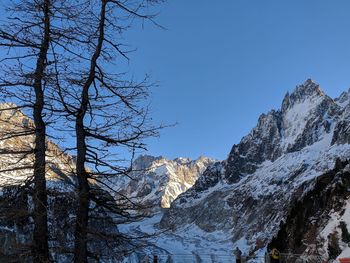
[
  {"left": 337, "top": 247, "right": 350, "bottom": 260},
  {"left": 319, "top": 199, "right": 350, "bottom": 262},
  {"left": 242, "top": 131, "right": 350, "bottom": 200},
  {"left": 119, "top": 212, "right": 238, "bottom": 263},
  {"left": 120, "top": 136, "right": 350, "bottom": 262}
]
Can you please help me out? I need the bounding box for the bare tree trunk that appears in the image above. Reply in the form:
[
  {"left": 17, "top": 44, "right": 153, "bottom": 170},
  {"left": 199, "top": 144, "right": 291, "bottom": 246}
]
[
  {"left": 74, "top": 118, "right": 90, "bottom": 263},
  {"left": 74, "top": 1, "right": 106, "bottom": 262},
  {"left": 32, "top": 0, "right": 51, "bottom": 261}
]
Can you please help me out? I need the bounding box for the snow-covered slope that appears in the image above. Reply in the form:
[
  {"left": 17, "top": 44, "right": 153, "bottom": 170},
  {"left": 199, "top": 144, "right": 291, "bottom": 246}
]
[
  {"left": 135, "top": 79, "right": 350, "bottom": 261},
  {"left": 115, "top": 155, "right": 215, "bottom": 210},
  {"left": 3, "top": 79, "right": 350, "bottom": 262}
]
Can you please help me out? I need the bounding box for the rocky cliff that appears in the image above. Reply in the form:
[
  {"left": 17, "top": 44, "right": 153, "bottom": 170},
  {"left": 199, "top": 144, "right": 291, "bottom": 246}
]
[
  {"left": 0, "top": 104, "right": 131, "bottom": 262},
  {"left": 3, "top": 80, "right": 350, "bottom": 262},
  {"left": 156, "top": 79, "right": 350, "bottom": 261},
  {"left": 116, "top": 155, "right": 215, "bottom": 210},
  {"left": 0, "top": 103, "right": 215, "bottom": 261},
  {"left": 269, "top": 158, "right": 350, "bottom": 262}
]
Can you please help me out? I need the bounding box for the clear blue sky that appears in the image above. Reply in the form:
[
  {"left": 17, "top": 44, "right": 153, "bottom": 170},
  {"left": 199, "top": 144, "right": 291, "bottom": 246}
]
[
  {"left": 124, "top": 0, "right": 350, "bottom": 160},
  {"left": 1, "top": 0, "right": 350, "bottom": 161}
]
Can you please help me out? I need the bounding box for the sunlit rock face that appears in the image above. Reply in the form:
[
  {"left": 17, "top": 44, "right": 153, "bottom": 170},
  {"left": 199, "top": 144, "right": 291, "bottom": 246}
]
[
  {"left": 0, "top": 104, "right": 124, "bottom": 262},
  {"left": 116, "top": 155, "right": 215, "bottom": 210},
  {"left": 0, "top": 103, "right": 76, "bottom": 189},
  {"left": 158, "top": 80, "right": 350, "bottom": 260}
]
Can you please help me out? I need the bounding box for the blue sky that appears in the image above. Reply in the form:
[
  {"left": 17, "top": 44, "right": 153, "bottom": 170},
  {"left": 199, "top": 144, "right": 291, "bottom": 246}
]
[
  {"left": 1, "top": 0, "right": 350, "bottom": 161},
  {"left": 123, "top": 0, "right": 350, "bottom": 160}
]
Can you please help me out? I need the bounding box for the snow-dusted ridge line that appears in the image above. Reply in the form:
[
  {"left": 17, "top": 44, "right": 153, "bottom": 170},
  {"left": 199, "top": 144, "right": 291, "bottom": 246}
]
[
  {"left": 126, "top": 79, "right": 350, "bottom": 262},
  {"left": 2, "top": 80, "right": 350, "bottom": 262},
  {"left": 113, "top": 154, "right": 216, "bottom": 210},
  {"left": 0, "top": 103, "right": 76, "bottom": 192}
]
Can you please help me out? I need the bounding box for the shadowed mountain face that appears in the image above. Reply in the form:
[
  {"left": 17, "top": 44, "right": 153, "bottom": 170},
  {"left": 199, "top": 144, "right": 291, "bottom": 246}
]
[
  {"left": 158, "top": 80, "right": 350, "bottom": 260},
  {"left": 269, "top": 158, "right": 350, "bottom": 262},
  {"left": 223, "top": 79, "right": 339, "bottom": 184}
]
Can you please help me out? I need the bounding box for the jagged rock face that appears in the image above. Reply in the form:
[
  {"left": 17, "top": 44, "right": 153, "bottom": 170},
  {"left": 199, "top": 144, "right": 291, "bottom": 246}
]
[
  {"left": 332, "top": 100, "right": 350, "bottom": 145},
  {"left": 225, "top": 109, "right": 283, "bottom": 183},
  {"left": 0, "top": 104, "right": 78, "bottom": 260},
  {"left": 223, "top": 79, "right": 340, "bottom": 184},
  {"left": 187, "top": 80, "right": 345, "bottom": 190},
  {"left": 0, "top": 103, "right": 76, "bottom": 188},
  {"left": 160, "top": 79, "right": 350, "bottom": 259},
  {"left": 335, "top": 89, "right": 350, "bottom": 107},
  {"left": 117, "top": 155, "right": 215, "bottom": 209}
]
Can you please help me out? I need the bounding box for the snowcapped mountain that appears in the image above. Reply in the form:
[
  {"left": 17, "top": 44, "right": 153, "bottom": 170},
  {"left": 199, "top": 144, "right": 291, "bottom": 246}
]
[
  {"left": 0, "top": 103, "right": 76, "bottom": 189},
  {"left": 116, "top": 155, "right": 215, "bottom": 210},
  {"left": 3, "top": 79, "right": 350, "bottom": 262},
  {"left": 0, "top": 104, "right": 79, "bottom": 261},
  {"left": 0, "top": 104, "right": 215, "bottom": 261},
  {"left": 138, "top": 79, "right": 350, "bottom": 262}
]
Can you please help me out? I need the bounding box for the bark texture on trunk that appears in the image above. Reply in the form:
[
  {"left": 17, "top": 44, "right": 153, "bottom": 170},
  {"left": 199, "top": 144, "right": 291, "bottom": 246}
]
[
  {"left": 32, "top": 0, "right": 51, "bottom": 262},
  {"left": 73, "top": 1, "right": 106, "bottom": 262}
]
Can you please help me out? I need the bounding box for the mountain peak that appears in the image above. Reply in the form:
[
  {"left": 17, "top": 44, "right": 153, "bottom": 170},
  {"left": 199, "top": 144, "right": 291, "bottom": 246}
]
[
  {"left": 335, "top": 88, "right": 350, "bottom": 107},
  {"left": 294, "top": 78, "right": 324, "bottom": 98},
  {"left": 304, "top": 78, "right": 316, "bottom": 85},
  {"left": 282, "top": 79, "right": 324, "bottom": 113},
  {"left": 133, "top": 154, "right": 164, "bottom": 170}
]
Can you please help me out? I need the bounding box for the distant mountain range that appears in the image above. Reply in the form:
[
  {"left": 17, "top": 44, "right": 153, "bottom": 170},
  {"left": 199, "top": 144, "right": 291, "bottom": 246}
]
[
  {"left": 2, "top": 79, "right": 350, "bottom": 262},
  {"left": 125, "top": 79, "right": 350, "bottom": 262}
]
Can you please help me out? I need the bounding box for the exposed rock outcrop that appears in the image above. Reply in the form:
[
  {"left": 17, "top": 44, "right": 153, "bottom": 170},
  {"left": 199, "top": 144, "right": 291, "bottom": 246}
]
[{"left": 158, "top": 80, "right": 350, "bottom": 260}]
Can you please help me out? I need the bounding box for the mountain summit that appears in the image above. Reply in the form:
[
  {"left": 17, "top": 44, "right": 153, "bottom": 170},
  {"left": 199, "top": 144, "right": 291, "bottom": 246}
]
[
  {"left": 156, "top": 80, "right": 350, "bottom": 261},
  {"left": 116, "top": 154, "right": 215, "bottom": 209},
  {"left": 2, "top": 80, "right": 350, "bottom": 262},
  {"left": 220, "top": 79, "right": 339, "bottom": 183},
  {"left": 282, "top": 79, "right": 325, "bottom": 111}
]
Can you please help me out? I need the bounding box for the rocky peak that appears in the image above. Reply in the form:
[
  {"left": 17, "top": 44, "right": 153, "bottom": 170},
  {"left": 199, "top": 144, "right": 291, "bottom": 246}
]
[
  {"left": 159, "top": 82, "right": 350, "bottom": 261},
  {"left": 223, "top": 109, "right": 283, "bottom": 183},
  {"left": 196, "top": 80, "right": 340, "bottom": 188},
  {"left": 254, "top": 110, "right": 282, "bottom": 140},
  {"left": 133, "top": 154, "right": 164, "bottom": 170},
  {"left": 335, "top": 88, "right": 350, "bottom": 108},
  {"left": 282, "top": 79, "right": 325, "bottom": 113},
  {"left": 117, "top": 155, "right": 215, "bottom": 210},
  {"left": 173, "top": 157, "right": 191, "bottom": 164}
]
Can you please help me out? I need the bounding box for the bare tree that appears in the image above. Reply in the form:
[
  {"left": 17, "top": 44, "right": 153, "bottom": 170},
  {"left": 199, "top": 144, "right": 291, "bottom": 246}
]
[
  {"left": 0, "top": 0, "right": 164, "bottom": 261},
  {"left": 47, "top": 0, "right": 164, "bottom": 261},
  {"left": 0, "top": 0, "right": 94, "bottom": 260},
  {"left": 0, "top": 0, "right": 54, "bottom": 261}
]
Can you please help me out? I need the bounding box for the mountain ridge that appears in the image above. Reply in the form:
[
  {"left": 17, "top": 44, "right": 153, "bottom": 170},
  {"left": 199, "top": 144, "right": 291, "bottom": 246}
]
[
  {"left": 153, "top": 79, "right": 350, "bottom": 262},
  {"left": 2, "top": 80, "right": 350, "bottom": 262},
  {"left": 116, "top": 154, "right": 215, "bottom": 210}
]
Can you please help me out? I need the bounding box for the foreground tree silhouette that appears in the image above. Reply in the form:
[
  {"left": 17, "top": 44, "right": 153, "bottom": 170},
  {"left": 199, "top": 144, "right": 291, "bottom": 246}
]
[
  {"left": 73, "top": 3, "right": 161, "bottom": 261},
  {"left": 0, "top": 0, "right": 163, "bottom": 261},
  {"left": 48, "top": 0, "right": 163, "bottom": 261},
  {"left": 0, "top": 0, "right": 53, "bottom": 261}
]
